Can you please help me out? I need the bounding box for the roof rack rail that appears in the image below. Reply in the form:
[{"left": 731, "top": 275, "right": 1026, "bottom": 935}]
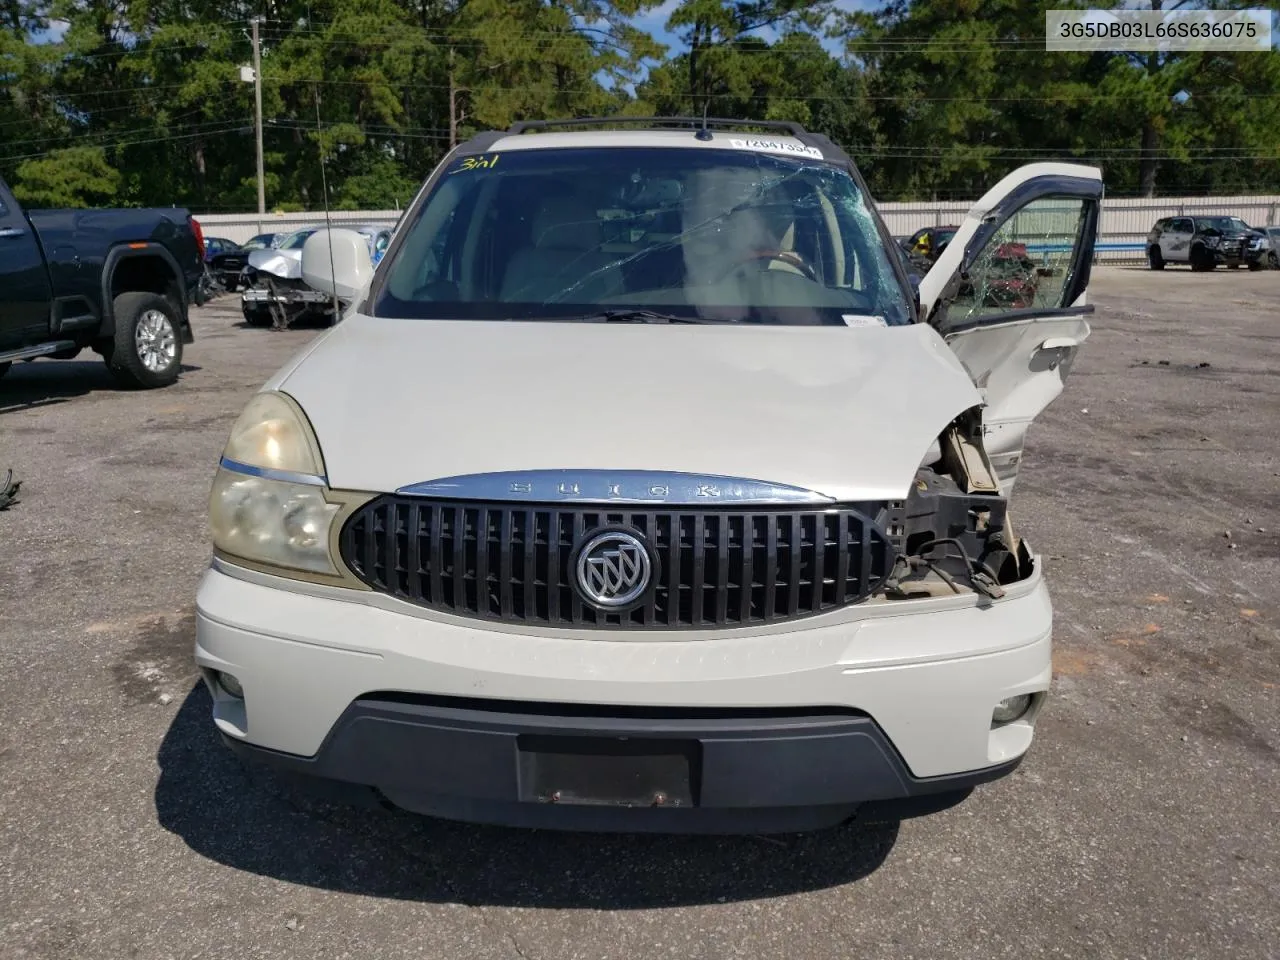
[{"left": 506, "top": 116, "right": 811, "bottom": 137}]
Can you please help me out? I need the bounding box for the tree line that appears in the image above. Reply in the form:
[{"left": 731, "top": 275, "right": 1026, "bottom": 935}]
[{"left": 2, "top": 0, "right": 1278, "bottom": 210}]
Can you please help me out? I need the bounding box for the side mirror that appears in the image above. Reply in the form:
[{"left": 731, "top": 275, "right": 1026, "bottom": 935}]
[{"left": 301, "top": 228, "right": 374, "bottom": 301}]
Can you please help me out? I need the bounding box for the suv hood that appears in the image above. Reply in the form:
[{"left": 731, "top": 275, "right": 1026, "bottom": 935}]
[
  {"left": 274, "top": 315, "right": 984, "bottom": 502},
  {"left": 248, "top": 247, "right": 302, "bottom": 279}
]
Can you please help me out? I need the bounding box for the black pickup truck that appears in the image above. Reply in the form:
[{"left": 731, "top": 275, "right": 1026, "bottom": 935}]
[{"left": 0, "top": 176, "right": 204, "bottom": 388}]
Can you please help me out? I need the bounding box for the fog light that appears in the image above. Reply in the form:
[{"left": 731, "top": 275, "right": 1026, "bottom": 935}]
[
  {"left": 216, "top": 671, "right": 244, "bottom": 699},
  {"left": 992, "top": 694, "right": 1032, "bottom": 726}
]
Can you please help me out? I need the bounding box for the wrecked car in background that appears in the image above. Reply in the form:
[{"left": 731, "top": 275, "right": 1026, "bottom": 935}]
[
  {"left": 240, "top": 224, "right": 393, "bottom": 327},
  {"left": 207, "top": 232, "right": 282, "bottom": 292},
  {"left": 904, "top": 224, "right": 959, "bottom": 263},
  {"left": 1146, "top": 215, "right": 1268, "bottom": 271},
  {"left": 1261, "top": 226, "right": 1280, "bottom": 269}
]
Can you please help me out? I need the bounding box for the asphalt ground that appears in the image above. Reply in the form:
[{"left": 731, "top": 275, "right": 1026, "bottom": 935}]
[{"left": 1, "top": 266, "right": 1277, "bottom": 959}]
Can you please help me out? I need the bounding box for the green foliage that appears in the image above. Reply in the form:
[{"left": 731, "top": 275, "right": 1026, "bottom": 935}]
[
  {"left": 11, "top": 146, "right": 122, "bottom": 206},
  {"left": 2, "top": 0, "right": 1276, "bottom": 208},
  {"left": 334, "top": 154, "right": 418, "bottom": 209},
  {"left": 841, "top": 0, "right": 1280, "bottom": 198}
]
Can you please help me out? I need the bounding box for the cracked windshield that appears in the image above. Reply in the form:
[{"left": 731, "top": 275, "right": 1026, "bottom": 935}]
[
  {"left": 949, "top": 196, "right": 1087, "bottom": 323},
  {"left": 376, "top": 146, "right": 912, "bottom": 326}
]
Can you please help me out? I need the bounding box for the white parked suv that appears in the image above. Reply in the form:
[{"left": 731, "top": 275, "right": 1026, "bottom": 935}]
[{"left": 196, "top": 118, "right": 1101, "bottom": 834}]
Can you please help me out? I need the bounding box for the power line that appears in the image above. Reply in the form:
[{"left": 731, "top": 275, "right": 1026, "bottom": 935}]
[
  {"left": 0, "top": 93, "right": 215, "bottom": 130},
  {"left": 273, "top": 17, "right": 1215, "bottom": 52},
  {"left": 16, "top": 76, "right": 1280, "bottom": 107},
  {"left": 38, "top": 24, "right": 1256, "bottom": 64},
  {"left": 0, "top": 120, "right": 248, "bottom": 162},
  {"left": 12, "top": 66, "right": 1277, "bottom": 108},
  {"left": 10, "top": 113, "right": 1271, "bottom": 163},
  {"left": 24, "top": 81, "right": 225, "bottom": 101},
  {"left": 258, "top": 76, "right": 1280, "bottom": 104},
  {"left": 0, "top": 109, "right": 216, "bottom": 150}
]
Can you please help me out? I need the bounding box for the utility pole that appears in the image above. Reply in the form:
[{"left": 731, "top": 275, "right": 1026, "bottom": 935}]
[
  {"left": 251, "top": 15, "right": 266, "bottom": 220},
  {"left": 448, "top": 49, "right": 458, "bottom": 149},
  {"left": 447, "top": 48, "right": 470, "bottom": 149}
]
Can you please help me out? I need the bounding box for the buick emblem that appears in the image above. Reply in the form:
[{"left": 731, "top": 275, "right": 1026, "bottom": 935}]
[{"left": 576, "top": 531, "right": 651, "bottom": 608}]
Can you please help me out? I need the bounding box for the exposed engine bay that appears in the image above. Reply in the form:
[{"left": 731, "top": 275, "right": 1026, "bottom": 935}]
[{"left": 881, "top": 407, "right": 1033, "bottom": 602}]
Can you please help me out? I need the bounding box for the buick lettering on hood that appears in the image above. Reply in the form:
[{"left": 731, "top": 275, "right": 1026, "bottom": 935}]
[{"left": 196, "top": 117, "right": 1101, "bottom": 834}]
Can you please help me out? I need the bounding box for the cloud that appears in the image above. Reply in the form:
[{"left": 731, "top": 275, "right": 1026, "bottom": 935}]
[
  {"left": 29, "top": 19, "right": 70, "bottom": 44},
  {"left": 632, "top": 0, "right": 681, "bottom": 36},
  {"left": 628, "top": 0, "right": 872, "bottom": 58}
]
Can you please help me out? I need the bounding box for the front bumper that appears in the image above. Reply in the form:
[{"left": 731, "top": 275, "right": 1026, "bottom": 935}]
[
  {"left": 241, "top": 285, "right": 332, "bottom": 306},
  {"left": 222, "top": 696, "right": 1025, "bottom": 833},
  {"left": 196, "top": 561, "right": 1053, "bottom": 832},
  {"left": 1209, "top": 242, "right": 1266, "bottom": 265}
]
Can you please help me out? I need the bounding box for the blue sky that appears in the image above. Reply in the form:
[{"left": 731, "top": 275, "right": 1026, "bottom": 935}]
[
  {"left": 29, "top": 1, "right": 872, "bottom": 48},
  {"left": 632, "top": 0, "right": 875, "bottom": 57}
]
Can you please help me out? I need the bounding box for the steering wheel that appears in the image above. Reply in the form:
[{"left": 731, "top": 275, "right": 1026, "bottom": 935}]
[{"left": 719, "top": 250, "right": 818, "bottom": 283}]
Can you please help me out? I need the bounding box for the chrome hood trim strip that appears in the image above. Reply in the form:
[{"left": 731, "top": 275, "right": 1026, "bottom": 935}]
[
  {"left": 220, "top": 456, "right": 327, "bottom": 487},
  {"left": 395, "top": 470, "right": 837, "bottom": 505}
]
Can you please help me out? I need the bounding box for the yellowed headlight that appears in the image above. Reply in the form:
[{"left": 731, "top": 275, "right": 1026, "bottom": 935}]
[
  {"left": 211, "top": 390, "right": 338, "bottom": 575},
  {"left": 209, "top": 467, "right": 340, "bottom": 574},
  {"left": 222, "top": 391, "right": 325, "bottom": 478}
]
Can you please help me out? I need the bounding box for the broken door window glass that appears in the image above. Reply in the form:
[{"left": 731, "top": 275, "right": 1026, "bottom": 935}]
[{"left": 951, "top": 197, "right": 1088, "bottom": 322}]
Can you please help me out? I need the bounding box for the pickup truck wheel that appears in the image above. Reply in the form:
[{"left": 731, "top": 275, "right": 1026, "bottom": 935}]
[
  {"left": 1147, "top": 246, "right": 1164, "bottom": 270},
  {"left": 0, "top": 362, "right": 9, "bottom": 381},
  {"left": 108, "top": 292, "right": 183, "bottom": 388}
]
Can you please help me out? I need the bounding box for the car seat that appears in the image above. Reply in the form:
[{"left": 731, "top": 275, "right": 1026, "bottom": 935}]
[{"left": 500, "top": 196, "right": 625, "bottom": 304}]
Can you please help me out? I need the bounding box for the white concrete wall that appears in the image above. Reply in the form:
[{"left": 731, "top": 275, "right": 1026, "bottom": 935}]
[
  {"left": 194, "top": 195, "right": 1280, "bottom": 262},
  {"left": 195, "top": 210, "right": 402, "bottom": 246},
  {"left": 876, "top": 195, "right": 1280, "bottom": 260}
]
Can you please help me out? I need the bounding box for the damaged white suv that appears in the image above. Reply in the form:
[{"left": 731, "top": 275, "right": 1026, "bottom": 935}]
[{"left": 196, "top": 118, "right": 1101, "bottom": 834}]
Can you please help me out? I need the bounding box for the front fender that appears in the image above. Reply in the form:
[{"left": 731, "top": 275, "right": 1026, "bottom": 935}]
[{"left": 100, "top": 242, "right": 191, "bottom": 337}]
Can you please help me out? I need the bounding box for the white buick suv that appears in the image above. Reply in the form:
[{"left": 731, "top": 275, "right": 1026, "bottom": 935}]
[{"left": 196, "top": 118, "right": 1101, "bottom": 833}]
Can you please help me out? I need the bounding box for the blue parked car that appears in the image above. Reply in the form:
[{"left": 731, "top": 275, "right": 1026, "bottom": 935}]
[
  {"left": 202, "top": 236, "right": 239, "bottom": 262},
  {"left": 352, "top": 224, "right": 393, "bottom": 266}
]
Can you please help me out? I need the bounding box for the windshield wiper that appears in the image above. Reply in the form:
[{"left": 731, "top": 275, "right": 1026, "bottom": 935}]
[{"left": 555, "top": 309, "right": 732, "bottom": 325}]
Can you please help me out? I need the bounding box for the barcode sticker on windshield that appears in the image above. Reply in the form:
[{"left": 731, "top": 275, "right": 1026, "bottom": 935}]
[
  {"left": 728, "top": 138, "right": 823, "bottom": 160},
  {"left": 843, "top": 314, "right": 888, "bottom": 328}
]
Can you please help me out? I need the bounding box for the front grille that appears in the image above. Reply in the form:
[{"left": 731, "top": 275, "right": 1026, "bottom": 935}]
[{"left": 339, "top": 498, "right": 895, "bottom": 630}]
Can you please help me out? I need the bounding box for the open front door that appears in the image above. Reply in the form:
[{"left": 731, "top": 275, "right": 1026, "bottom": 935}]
[{"left": 917, "top": 163, "right": 1103, "bottom": 494}]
